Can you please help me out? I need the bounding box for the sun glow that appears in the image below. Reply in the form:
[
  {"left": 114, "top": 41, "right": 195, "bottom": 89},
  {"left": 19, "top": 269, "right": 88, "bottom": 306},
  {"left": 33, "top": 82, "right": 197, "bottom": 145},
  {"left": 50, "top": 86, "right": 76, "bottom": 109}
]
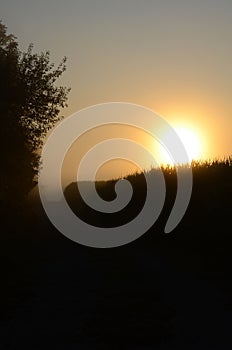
[{"left": 157, "top": 125, "right": 202, "bottom": 166}]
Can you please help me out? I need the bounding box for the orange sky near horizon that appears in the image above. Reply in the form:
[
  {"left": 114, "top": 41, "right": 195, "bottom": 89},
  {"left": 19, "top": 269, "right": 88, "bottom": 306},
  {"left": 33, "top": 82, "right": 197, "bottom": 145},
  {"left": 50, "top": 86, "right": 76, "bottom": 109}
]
[{"left": 2, "top": 0, "right": 232, "bottom": 184}]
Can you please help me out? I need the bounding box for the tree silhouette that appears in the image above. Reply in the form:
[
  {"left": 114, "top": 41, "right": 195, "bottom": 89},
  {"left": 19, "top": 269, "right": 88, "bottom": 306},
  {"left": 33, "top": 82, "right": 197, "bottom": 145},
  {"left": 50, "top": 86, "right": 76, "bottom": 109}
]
[{"left": 0, "top": 21, "right": 70, "bottom": 210}]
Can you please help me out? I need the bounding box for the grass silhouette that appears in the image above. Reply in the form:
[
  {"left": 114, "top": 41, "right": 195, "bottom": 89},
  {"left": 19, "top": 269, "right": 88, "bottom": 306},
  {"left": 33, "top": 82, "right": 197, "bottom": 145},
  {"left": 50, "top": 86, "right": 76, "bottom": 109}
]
[
  {"left": 65, "top": 157, "right": 232, "bottom": 290},
  {"left": 65, "top": 156, "right": 232, "bottom": 234}
]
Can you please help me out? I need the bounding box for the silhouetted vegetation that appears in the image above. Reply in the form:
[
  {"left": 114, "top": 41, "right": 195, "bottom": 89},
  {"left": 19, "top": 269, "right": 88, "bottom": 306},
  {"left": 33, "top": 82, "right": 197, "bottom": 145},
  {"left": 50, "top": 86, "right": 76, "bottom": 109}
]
[
  {"left": 65, "top": 157, "right": 232, "bottom": 235},
  {"left": 0, "top": 21, "right": 70, "bottom": 213},
  {"left": 65, "top": 157, "right": 232, "bottom": 281}
]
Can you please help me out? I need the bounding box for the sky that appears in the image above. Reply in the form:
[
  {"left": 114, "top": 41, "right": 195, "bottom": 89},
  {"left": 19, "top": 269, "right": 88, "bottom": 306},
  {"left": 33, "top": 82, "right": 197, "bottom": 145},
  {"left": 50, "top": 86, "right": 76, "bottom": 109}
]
[{"left": 1, "top": 0, "right": 232, "bottom": 184}]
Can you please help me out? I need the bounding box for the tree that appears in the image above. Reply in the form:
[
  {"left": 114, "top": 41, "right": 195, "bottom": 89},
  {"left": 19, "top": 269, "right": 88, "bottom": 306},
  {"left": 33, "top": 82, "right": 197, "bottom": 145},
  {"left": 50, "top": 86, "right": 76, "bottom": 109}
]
[{"left": 0, "top": 21, "right": 70, "bottom": 210}]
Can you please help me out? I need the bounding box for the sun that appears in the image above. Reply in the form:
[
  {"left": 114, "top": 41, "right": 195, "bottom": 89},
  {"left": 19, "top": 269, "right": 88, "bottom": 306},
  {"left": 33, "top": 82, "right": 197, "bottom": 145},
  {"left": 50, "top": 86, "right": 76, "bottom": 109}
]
[
  {"left": 157, "top": 125, "right": 202, "bottom": 165},
  {"left": 174, "top": 126, "right": 201, "bottom": 162}
]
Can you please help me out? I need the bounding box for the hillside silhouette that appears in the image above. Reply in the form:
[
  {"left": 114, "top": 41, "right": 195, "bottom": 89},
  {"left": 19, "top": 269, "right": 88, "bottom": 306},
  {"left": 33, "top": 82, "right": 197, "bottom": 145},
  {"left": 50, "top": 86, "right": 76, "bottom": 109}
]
[
  {"left": 65, "top": 158, "right": 232, "bottom": 235},
  {"left": 1, "top": 158, "right": 232, "bottom": 349}
]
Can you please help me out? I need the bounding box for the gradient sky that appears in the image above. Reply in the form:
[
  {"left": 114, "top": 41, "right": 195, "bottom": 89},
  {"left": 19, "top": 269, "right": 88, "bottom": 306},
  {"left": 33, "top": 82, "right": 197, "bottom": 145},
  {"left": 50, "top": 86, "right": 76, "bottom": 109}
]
[{"left": 2, "top": 0, "right": 232, "bottom": 183}]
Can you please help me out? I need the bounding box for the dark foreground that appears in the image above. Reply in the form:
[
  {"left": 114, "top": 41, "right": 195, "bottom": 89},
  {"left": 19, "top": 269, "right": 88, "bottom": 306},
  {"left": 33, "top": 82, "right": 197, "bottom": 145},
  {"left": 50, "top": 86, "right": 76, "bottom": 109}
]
[
  {"left": 1, "top": 161, "right": 232, "bottom": 350},
  {"left": 1, "top": 201, "right": 231, "bottom": 350}
]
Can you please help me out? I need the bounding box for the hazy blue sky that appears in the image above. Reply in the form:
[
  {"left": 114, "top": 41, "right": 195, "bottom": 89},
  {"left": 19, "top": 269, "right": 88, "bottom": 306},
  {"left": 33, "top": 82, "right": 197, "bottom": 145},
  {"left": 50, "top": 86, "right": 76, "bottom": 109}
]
[{"left": 1, "top": 0, "right": 232, "bottom": 181}]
